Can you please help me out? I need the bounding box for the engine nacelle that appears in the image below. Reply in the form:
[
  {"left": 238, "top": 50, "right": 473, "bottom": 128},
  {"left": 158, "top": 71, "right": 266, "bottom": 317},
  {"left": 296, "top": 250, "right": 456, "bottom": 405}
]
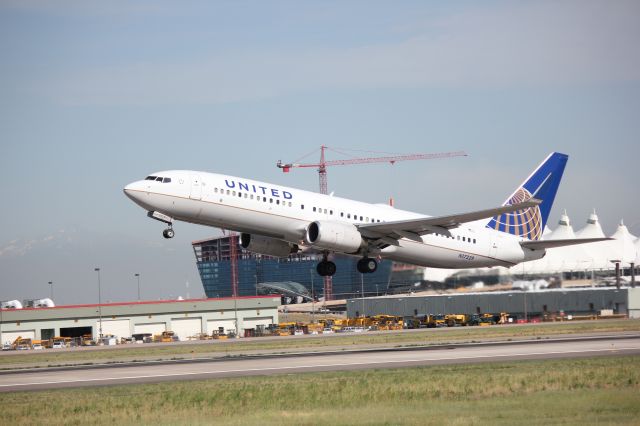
[
  {"left": 240, "top": 233, "right": 298, "bottom": 258},
  {"left": 305, "top": 221, "right": 364, "bottom": 254}
]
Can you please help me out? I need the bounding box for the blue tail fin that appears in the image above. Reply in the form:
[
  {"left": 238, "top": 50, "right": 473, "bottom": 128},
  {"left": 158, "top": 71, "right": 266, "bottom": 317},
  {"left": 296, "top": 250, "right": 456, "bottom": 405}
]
[{"left": 486, "top": 152, "right": 568, "bottom": 240}]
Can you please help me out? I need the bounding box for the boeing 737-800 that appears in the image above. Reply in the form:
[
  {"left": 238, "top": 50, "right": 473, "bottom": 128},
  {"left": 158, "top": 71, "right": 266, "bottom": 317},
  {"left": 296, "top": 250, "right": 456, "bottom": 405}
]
[{"left": 123, "top": 152, "right": 608, "bottom": 276}]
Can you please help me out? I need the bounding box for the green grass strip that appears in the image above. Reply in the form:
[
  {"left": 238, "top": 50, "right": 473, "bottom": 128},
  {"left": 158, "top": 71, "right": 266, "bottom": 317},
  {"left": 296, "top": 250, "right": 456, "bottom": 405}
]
[{"left": 1, "top": 355, "right": 638, "bottom": 425}]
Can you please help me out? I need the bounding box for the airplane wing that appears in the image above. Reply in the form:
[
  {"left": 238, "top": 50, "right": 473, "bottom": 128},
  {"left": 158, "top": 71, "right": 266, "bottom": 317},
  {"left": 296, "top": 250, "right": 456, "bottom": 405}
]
[
  {"left": 357, "top": 200, "right": 541, "bottom": 246},
  {"left": 520, "top": 237, "right": 612, "bottom": 250}
]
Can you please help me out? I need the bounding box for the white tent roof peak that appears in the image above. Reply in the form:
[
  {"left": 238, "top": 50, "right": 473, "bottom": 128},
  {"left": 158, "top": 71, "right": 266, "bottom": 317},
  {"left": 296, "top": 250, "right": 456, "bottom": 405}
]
[
  {"left": 576, "top": 210, "right": 605, "bottom": 239},
  {"left": 558, "top": 210, "right": 571, "bottom": 227},
  {"left": 548, "top": 211, "right": 575, "bottom": 240}
]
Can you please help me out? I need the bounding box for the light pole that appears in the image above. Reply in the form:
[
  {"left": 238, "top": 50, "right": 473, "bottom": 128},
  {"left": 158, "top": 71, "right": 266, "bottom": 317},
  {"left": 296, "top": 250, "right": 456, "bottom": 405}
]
[
  {"left": 233, "top": 292, "right": 239, "bottom": 338},
  {"left": 134, "top": 273, "right": 140, "bottom": 301},
  {"left": 94, "top": 268, "right": 102, "bottom": 339},
  {"left": 310, "top": 269, "right": 315, "bottom": 323},
  {"left": 48, "top": 281, "right": 53, "bottom": 300},
  {"left": 360, "top": 273, "right": 365, "bottom": 318}
]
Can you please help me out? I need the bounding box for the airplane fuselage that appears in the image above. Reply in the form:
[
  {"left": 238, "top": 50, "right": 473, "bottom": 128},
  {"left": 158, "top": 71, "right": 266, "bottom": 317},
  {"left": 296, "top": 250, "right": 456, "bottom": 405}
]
[{"left": 124, "top": 170, "right": 542, "bottom": 270}]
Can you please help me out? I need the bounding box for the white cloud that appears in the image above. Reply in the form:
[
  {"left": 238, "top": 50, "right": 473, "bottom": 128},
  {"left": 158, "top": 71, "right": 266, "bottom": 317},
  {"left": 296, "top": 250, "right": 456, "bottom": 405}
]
[{"left": 36, "top": 0, "right": 640, "bottom": 106}]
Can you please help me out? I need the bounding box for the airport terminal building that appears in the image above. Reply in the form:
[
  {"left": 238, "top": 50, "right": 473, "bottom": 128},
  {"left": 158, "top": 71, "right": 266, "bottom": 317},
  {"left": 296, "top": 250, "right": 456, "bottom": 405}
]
[
  {"left": 192, "top": 235, "right": 392, "bottom": 300},
  {"left": 0, "top": 296, "right": 279, "bottom": 344}
]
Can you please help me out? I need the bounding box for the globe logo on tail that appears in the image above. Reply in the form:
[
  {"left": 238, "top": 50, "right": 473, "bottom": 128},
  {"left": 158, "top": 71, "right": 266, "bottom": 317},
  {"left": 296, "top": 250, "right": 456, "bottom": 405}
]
[{"left": 487, "top": 187, "right": 543, "bottom": 240}]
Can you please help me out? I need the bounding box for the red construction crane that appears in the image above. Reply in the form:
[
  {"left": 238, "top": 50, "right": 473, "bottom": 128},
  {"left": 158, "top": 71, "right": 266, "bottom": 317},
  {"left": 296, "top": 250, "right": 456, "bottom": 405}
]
[
  {"left": 277, "top": 146, "right": 467, "bottom": 300},
  {"left": 277, "top": 145, "right": 467, "bottom": 195}
]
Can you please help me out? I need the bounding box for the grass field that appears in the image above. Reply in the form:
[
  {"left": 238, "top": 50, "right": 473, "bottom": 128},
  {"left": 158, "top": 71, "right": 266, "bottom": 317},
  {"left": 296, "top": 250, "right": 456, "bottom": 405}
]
[
  {"left": 1, "top": 319, "right": 639, "bottom": 369},
  {"left": 1, "top": 355, "right": 638, "bottom": 425}
]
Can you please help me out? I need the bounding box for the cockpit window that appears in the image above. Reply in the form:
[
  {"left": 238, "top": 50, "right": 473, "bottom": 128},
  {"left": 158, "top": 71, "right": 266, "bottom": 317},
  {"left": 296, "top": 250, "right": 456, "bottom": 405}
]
[{"left": 145, "top": 175, "right": 171, "bottom": 183}]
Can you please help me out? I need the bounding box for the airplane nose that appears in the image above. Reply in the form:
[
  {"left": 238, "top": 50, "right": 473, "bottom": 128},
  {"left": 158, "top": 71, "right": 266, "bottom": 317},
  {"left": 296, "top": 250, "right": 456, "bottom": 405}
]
[{"left": 123, "top": 181, "right": 144, "bottom": 202}]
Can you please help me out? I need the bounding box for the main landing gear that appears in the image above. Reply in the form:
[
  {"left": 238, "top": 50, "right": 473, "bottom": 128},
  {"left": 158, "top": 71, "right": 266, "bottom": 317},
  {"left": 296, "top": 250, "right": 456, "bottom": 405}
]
[
  {"left": 317, "top": 252, "right": 336, "bottom": 277},
  {"left": 162, "top": 226, "right": 175, "bottom": 239},
  {"left": 357, "top": 257, "right": 378, "bottom": 274},
  {"left": 316, "top": 254, "right": 379, "bottom": 276}
]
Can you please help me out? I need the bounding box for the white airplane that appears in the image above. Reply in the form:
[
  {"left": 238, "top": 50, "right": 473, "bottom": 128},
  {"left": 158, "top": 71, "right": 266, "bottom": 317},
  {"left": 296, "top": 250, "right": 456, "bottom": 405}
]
[{"left": 124, "top": 152, "right": 609, "bottom": 276}]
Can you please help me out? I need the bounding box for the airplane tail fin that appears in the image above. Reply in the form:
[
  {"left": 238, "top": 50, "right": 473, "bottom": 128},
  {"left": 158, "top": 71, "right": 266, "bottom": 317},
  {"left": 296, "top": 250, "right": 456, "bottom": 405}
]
[{"left": 486, "top": 152, "right": 568, "bottom": 240}]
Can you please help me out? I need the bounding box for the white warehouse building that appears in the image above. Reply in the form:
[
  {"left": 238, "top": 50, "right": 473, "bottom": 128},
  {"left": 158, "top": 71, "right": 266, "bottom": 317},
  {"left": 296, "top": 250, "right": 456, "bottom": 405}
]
[{"left": 0, "top": 296, "right": 280, "bottom": 345}]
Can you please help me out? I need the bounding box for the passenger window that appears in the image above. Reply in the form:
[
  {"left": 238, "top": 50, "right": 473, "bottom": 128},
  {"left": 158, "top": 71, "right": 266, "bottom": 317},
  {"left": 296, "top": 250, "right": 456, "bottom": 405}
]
[
  {"left": 463, "top": 237, "right": 466, "bottom": 242},
  {"left": 250, "top": 194, "right": 254, "bottom": 199},
  {"left": 238, "top": 192, "right": 242, "bottom": 198},
  {"left": 288, "top": 202, "right": 292, "bottom": 207},
  {"left": 226, "top": 190, "right": 230, "bottom": 195},
  {"left": 244, "top": 193, "right": 248, "bottom": 198},
  {"left": 324, "top": 209, "right": 327, "bottom": 214},
  {"left": 340, "top": 212, "right": 344, "bottom": 217},
  {"left": 214, "top": 188, "right": 218, "bottom": 193},
  {"left": 301, "top": 205, "right": 304, "bottom": 210},
  {"left": 276, "top": 200, "right": 280, "bottom": 205},
  {"left": 473, "top": 239, "right": 476, "bottom": 244},
  {"left": 347, "top": 214, "right": 351, "bottom": 219},
  {"left": 232, "top": 191, "right": 236, "bottom": 196},
  {"left": 457, "top": 236, "right": 460, "bottom": 240},
  {"left": 313, "top": 207, "right": 316, "bottom": 212},
  {"left": 263, "top": 197, "right": 267, "bottom": 202},
  {"left": 270, "top": 198, "right": 273, "bottom": 203},
  {"left": 359, "top": 216, "right": 363, "bottom": 221},
  {"left": 330, "top": 210, "right": 333, "bottom": 215}
]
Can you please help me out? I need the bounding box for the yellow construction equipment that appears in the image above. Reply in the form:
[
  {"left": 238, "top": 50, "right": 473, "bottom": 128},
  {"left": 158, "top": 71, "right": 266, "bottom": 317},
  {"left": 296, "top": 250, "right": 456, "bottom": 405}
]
[{"left": 445, "top": 314, "right": 469, "bottom": 327}]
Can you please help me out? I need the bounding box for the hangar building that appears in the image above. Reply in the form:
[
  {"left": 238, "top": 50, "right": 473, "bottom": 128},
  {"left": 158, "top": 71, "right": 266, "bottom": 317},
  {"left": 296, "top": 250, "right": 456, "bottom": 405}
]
[
  {"left": 0, "top": 296, "right": 279, "bottom": 345},
  {"left": 347, "top": 287, "right": 640, "bottom": 319}
]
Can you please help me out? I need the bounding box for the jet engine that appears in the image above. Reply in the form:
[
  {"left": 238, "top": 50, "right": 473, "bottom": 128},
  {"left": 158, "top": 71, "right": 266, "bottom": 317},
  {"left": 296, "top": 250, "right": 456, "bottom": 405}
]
[
  {"left": 240, "top": 233, "right": 298, "bottom": 258},
  {"left": 305, "top": 221, "right": 364, "bottom": 254}
]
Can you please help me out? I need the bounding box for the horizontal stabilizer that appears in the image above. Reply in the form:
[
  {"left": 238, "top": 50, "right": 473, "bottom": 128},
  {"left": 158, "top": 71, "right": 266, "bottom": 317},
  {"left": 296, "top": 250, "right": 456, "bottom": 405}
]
[{"left": 520, "top": 237, "right": 612, "bottom": 250}]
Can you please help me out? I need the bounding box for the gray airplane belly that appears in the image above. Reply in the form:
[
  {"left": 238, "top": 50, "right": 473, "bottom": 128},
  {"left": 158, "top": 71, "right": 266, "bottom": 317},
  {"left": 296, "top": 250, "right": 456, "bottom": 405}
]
[{"left": 382, "top": 240, "right": 501, "bottom": 269}]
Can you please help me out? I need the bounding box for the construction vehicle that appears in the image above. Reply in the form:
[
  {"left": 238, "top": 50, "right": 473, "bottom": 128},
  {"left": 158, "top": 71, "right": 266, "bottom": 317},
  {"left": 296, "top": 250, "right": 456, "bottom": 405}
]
[
  {"left": 154, "top": 331, "right": 177, "bottom": 343},
  {"left": 433, "top": 314, "right": 447, "bottom": 327},
  {"left": 14, "top": 337, "right": 32, "bottom": 350},
  {"left": 31, "top": 340, "right": 45, "bottom": 350},
  {"left": 51, "top": 337, "right": 70, "bottom": 348},
  {"left": 81, "top": 334, "right": 96, "bottom": 346},
  {"left": 445, "top": 314, "right": 469, "bottom": 327}
]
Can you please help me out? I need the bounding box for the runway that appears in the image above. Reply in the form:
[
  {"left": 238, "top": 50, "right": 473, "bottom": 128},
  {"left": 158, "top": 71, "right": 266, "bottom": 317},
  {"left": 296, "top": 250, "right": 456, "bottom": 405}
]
[{"left": 1, "top": 335, "right": 638, "bottom": 392}]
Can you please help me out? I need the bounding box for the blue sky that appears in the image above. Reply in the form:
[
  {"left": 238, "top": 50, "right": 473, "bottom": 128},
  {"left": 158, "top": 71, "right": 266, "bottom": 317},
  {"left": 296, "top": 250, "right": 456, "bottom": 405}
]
[{"left": 1, "top": 1, "right": 639, "bottom": 305}]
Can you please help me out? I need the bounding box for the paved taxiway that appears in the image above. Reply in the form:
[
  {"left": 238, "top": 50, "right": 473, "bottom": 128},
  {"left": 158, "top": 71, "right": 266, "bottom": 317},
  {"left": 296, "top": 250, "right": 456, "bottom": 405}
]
[{"left": 1, "top": 336, "right": 638, "bottom": 392}]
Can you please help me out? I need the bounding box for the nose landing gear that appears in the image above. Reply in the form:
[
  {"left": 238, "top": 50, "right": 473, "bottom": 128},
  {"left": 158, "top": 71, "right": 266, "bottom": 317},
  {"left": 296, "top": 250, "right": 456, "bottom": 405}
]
[{"left": 162, "top": 227, "right": 175, "bottom": 239}]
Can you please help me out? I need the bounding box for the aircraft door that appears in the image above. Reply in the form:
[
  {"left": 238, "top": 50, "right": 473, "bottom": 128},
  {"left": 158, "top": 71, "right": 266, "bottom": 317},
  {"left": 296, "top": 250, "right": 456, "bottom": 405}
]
[{"left": 190, "top": 174, "right": 202, "bottom": 200}]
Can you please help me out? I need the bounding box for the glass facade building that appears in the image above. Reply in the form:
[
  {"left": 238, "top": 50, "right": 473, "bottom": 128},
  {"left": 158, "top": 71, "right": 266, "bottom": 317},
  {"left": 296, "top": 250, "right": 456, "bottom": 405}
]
[{"left": 193, "top": 236, "right": 392, "bottom": 300}]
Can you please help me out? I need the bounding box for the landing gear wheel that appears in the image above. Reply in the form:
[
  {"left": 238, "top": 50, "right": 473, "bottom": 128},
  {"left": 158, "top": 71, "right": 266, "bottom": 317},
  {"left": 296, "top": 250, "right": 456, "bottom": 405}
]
[
  {"left": 162, "top": 228, "right": 175, "bottom": 239},
  {"left": 357, "top": 258, "right": 378, "bottom": 274},
  {"left": 317, "top": 260, "right": 337, "bottom": 276}
]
